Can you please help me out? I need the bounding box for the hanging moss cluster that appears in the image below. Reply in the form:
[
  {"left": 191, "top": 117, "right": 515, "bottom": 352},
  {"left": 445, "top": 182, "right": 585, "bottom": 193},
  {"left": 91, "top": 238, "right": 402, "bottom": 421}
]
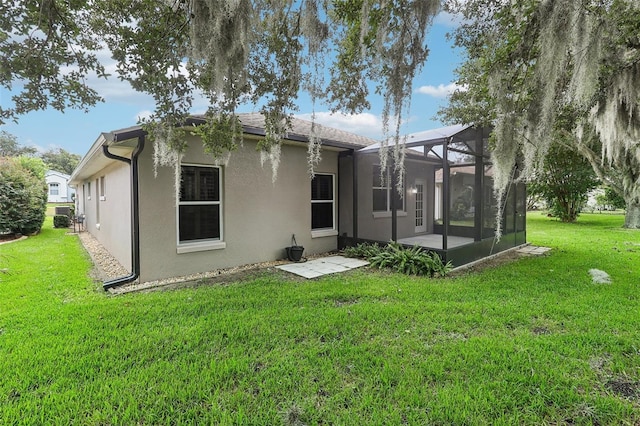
[
  {"left": 104, "top": 0, "right": 440, "bottom": 184},
  {"left": 445, "top": 0, "right": 640, "bottom": 232}
]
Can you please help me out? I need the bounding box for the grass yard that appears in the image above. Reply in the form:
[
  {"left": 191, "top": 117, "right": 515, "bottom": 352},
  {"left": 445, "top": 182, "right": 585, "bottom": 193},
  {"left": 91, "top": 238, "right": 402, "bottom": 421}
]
[{"left": 1, "top": 214, "right": 639, "bottom": 425}]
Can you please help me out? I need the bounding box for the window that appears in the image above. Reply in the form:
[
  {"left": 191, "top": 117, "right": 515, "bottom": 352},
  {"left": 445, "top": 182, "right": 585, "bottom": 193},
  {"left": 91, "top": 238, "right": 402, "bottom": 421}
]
[
  {"left": 178, "top": 165, "right": 222, "bottom": 244},
  {"left": 311, "top": 174, "right": 335, "bottom": 233},
  {"left": 99, "top": 176, "right": 106, "bottom": 200},
  {"left": 372, "top": 165, "right": 405, "bottom": 212},
  {"left": 95, "top": 179, "right": 100, "bottom": 226},
  {"left": 49, "top": 183, "right": 59, "bottom": 196},
  {"left": 87, "top": 182, "right": 91, "bottom": 200}
]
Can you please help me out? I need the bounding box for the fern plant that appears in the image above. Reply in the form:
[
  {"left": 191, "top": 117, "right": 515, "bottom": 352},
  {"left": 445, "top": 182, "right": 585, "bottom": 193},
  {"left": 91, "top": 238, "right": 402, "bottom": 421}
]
[
  {"left": 428, "top": 251, "right": 453, "bottom": 278},
  {"left": 362, "top": 242, "right": 453, "bottom": 277},
  {"left": 342, "top": 242, "right": 383, "bottom": 259}
]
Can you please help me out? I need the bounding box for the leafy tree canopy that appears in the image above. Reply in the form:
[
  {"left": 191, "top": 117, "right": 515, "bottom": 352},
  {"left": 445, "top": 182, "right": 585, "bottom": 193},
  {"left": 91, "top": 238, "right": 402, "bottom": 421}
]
[
  {"left": 15, "top": 156, "right": 47, "bottom": 181},
  {"left": 602, "top": 187, "right": 627, "bottom": 211},
  {"left": 0, "top": 1, "right": 106, "bottom": 123},
  {"left": 442, "top": 0, "right": 640, "bottom": 228},
  {"left": 0, "top": 131, "right": 81, "bottom": 174},
  {"left": 2, "top": 0, "right": 440, "bottom": 181},
  {"left": 40, "top": 148, "right": 81, "bottom": 176},
  {"left": 527, "top": 142, "right": 600, "bottom": 222},
  {"left": 0, "top": 131, "right": 37, "bottom": 157}
]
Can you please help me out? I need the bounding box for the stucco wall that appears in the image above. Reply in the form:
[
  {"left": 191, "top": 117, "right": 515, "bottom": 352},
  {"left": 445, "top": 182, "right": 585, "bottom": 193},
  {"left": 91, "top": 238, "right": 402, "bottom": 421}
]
[
  {"left": 138, "top": 135, "right": 340, "bottom": 283},
  {"left": 351, "top": 152, "right": 437, "bottom": 242},
  {"left": 77, "top": 162, "right": 132, "bottom": 270},
  {"left": 338, "top": 154, "right": 354, "bottom": 238}
]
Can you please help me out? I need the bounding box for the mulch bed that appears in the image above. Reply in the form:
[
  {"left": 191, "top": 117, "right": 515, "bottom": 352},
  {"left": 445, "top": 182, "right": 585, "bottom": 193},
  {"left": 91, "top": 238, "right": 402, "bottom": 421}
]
[{"left": 0, "top": 234, "right": 23, "bottom": 244}]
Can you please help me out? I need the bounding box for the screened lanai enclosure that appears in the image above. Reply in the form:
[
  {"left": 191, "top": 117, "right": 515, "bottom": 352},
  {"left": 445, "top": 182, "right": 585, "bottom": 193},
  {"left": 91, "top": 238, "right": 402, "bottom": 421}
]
[{"left": 338, "top": 124, "right": 526, "bottom": 267}]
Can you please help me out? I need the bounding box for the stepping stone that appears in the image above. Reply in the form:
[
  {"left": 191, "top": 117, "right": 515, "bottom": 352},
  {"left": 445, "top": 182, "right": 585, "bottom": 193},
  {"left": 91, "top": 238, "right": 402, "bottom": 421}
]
[{"left": 277, "top": 255, "right": 369, "bottom": 279}]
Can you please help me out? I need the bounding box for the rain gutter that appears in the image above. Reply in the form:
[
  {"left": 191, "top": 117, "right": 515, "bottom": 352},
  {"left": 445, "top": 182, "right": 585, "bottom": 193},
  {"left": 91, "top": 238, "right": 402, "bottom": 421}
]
[{"left": 101, "top": 133, "right": 145, "bottom": 291}]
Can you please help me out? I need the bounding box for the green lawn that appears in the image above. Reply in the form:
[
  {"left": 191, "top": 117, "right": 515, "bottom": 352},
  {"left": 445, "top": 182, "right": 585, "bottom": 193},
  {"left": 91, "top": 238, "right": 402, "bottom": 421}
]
[{"left": 1, "top": 214, "right": 639, "bottom": 424}]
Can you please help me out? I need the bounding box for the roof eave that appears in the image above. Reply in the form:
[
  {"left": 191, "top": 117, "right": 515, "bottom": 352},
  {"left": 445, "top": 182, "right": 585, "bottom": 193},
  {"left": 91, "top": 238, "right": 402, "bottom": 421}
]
[
  {"left": 69, "top": 133, "right": 110, "bottom": 185},
  {"left": 71, "top": 115, "right": 370, "bottom": 185}
]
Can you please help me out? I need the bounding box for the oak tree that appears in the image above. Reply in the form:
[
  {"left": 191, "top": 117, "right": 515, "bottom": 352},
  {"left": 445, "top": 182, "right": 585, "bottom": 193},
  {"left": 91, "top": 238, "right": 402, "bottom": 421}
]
[
  {"left": 443, "top": 0, "right": 640, "bottom": 228},
  {"left": 3, "top": 0, "right": 441, "bottom": 183}
]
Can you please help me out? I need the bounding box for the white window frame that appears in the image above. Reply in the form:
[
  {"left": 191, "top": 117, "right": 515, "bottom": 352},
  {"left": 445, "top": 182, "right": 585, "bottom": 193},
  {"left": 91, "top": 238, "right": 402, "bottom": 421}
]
[
  {"left": 372, "top": 165, "right": 406, "bottom": 218},
  {"left": 95, "top": 178, "right": 100, "bottom": 229},
  {"left": 176, "top": 163, "right": 226, "bottom": 254},
  {"left": 49, "top": 183, "right": 59, "bottom": 195},
  {"left": 414, "top": 178, "right": 427, "bottom": 233},
  {"left": 99, "top": 176, "right": 106, "bottom": 201},
  {"left": 311, "top": 173, "right": 338, "bottom": 238}
]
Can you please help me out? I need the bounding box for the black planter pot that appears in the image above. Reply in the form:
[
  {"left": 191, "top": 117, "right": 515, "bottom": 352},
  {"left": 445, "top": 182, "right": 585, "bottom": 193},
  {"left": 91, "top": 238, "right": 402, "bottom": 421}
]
[{"left": 286, "top": 245, "right": 305, "bottom": 262}]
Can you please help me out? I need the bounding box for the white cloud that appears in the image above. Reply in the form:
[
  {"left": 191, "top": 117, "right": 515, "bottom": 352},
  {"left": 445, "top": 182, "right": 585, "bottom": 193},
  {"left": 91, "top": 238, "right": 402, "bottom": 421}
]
[
  {"left": 416, "top": 82, "right": 466, "bottom": 98},
  {"left": 135, "top": 110, "right": 153, "bottom": 123},
  {"left": 433, "top": 10, "right": 465, "bottom": 27},
  {"left": 25, "top": 140, "right": 48, "bottom": 154},
  {"left": 90, "top": 52, "right": 213, "bottom": 111},
  {"left": 295, "top": 112, "right": 385, "bottom": 139},
  {"left": 58, "top": 46, "right": 156, "bottom": 106}
]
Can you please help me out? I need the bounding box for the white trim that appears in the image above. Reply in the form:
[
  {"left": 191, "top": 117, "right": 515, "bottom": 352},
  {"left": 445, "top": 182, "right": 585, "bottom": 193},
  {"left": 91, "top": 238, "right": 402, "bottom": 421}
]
[
  {"left": 372, "top": 164, "right": 406, "bottom": 213},
  {"left": 414, "top": 178, "right": 427, "bottom": 233},
  {"left": 177, "top": 240, "right": 227, "bottom": 254},
  {"left": 311, "top": 173, "right": 337, "bottom": 234},
  {"left": 49, "top": 182, "right": 60, "bottom": 196},
  {"left": 99, "top": 176, "right": 106, "bottom": 199},
  {"left": 311, "top": 229, "right": 339, "bottom": 238},
  {"left": 176, "top": 163, "right": 224, "bottom": 246},
  {"left": 373, "top": 211, "right": 408, "bottom": 219}
]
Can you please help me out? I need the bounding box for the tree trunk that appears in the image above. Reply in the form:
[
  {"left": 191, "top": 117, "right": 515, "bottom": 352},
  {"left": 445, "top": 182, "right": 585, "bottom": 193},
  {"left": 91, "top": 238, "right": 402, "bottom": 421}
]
[{"left": 624, "top": 201, "right": 640, "bottom": 229}]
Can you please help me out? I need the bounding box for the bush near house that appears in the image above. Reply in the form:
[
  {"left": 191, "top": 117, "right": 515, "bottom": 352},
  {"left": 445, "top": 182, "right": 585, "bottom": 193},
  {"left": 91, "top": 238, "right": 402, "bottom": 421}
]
[
  {"left": 0, "top": 157, "right": 48, "bottom": 235},
  {"left": 342, "top": 242, "right": 385, "bottom": 258},
  {"left": 343, "top": 242, "right": 453, "bottom": 277},
  {"left": 53, "top": 215, "right": 70, "bottom": 228}
]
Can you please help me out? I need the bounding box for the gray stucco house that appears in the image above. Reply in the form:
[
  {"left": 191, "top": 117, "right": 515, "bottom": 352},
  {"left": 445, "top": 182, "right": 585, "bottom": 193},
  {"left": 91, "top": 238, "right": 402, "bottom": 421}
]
[{"left": 70, "top": 115, "right": 526, "bottom": 289}]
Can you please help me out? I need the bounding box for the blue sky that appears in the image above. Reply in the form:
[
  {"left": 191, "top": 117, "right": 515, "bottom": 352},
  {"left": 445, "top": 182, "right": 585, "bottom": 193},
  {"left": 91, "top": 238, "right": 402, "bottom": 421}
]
[{"left": 0, "top": 12, "right": 463, "bottom": 157}]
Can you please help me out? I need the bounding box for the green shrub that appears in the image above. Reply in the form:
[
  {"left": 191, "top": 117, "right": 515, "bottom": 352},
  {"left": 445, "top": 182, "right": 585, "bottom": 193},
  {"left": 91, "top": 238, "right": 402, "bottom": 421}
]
[
  {"left": 14, "top": 156, "right": 46, "bottom": 180},
  {"left": 342, "top": 242, "right": 383, "bottom": 259},
  {"left": 346, "top": 242, "right": 453, "bottom": 277},
  {"left": 53, "top": 215, "right": 70, "bottom": 228},
  {"left": 429, "top": 251, "right": 454, "bottom": 278},
  {"left": 0, "top": 157, "right": 48, "bottom": 234}
]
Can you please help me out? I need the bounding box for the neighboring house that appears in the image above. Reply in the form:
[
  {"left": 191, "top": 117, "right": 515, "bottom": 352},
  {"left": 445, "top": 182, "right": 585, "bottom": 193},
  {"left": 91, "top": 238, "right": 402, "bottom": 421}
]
[
  {"left": 45, "top": 170, "right": 75, "bottom": 203},
  {"left": 70, "top": 116, "right": 526, "bottom": 290}
]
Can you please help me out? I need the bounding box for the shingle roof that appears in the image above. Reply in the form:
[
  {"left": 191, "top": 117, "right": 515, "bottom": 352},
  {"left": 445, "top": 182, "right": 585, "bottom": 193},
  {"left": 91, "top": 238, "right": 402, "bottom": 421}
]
[
  {"left": 71, "top": 113, "right": 378, "bottom": 183},
  {"left": 106, "top": 113, "right": 377, "bottom": 149},
  {"left": 190, "top": 113, "right": 379, "bottom": 150}
]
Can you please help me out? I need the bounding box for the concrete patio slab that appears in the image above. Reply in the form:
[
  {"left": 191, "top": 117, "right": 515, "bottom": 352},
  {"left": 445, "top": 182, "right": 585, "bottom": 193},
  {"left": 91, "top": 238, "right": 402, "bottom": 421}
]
[
  {"left": 277, "top": 255, "right": 369, "bottom": 279},
  {"left": 516, "top": 245, "right": 551, "bottom": 256}
]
